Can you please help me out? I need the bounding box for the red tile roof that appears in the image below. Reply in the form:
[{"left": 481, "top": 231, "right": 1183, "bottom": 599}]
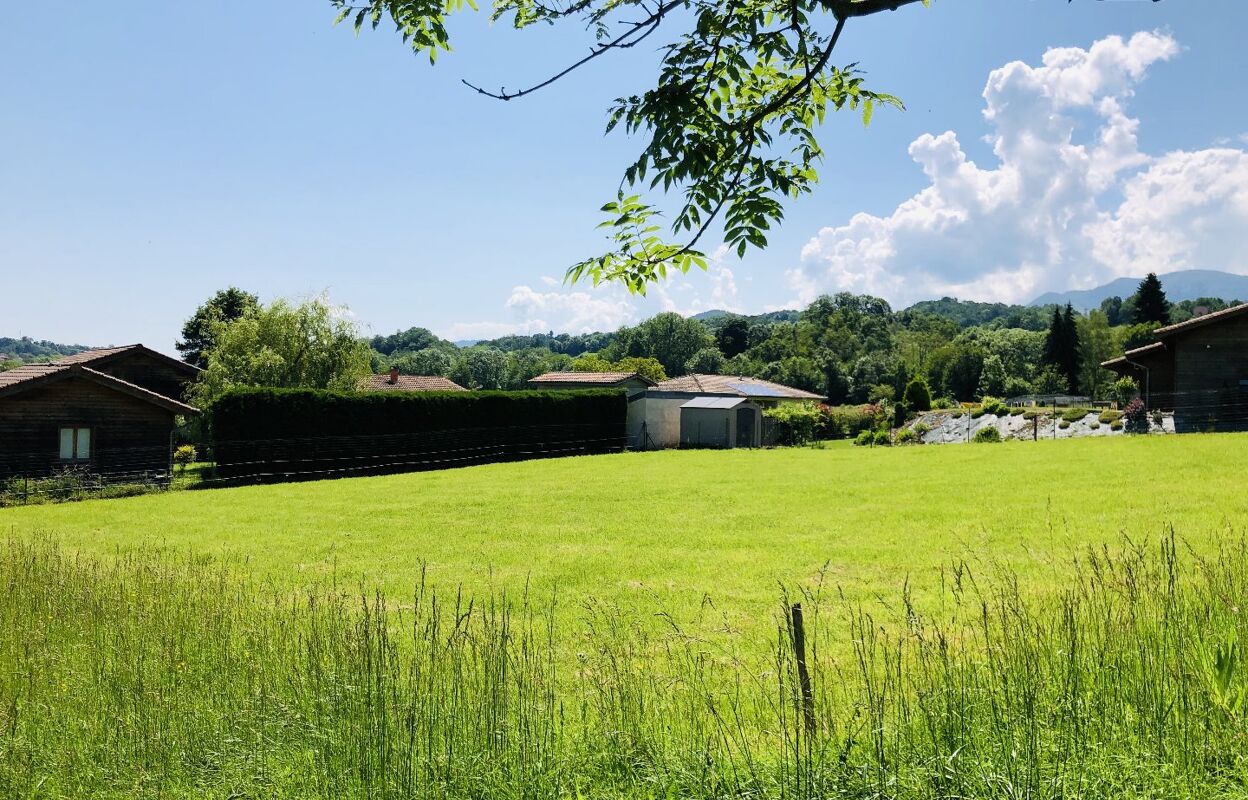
[
  {"left": 32, "top": 344, "right": 199, "bottom": 374},
  {"left": 0, "top": 364, "right": 199, "bottom": 414},
  {"left": 362, "top": 374, "right": 467, "bottom": 392},
  {"left": 0, "top": 363, "right": 65, "bottom": 390},
  {"left": 654, "top": 374, "right": 825, "bottom": 400},
  {"left": 528, "top": 371, "right": 654, "bottom": 386}
]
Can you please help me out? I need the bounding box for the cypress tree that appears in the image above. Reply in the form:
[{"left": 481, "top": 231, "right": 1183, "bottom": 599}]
[
  {"left": 1042, "top": 306, "right": 1065, "bottom": 372},
  {"left": 1131, "top": 272, "right": 1171, "bottom": 325},
  {"left": 1062, "top": 304, "right": 1081, "bottom": 394}
]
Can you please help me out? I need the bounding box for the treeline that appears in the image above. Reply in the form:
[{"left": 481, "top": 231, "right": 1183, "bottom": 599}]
[
  {"left": 0, "top": 337, "right": 90, "bottom": 370},
  {"left": 363, "top": 273, "right": 1236, "bottom": 402}
]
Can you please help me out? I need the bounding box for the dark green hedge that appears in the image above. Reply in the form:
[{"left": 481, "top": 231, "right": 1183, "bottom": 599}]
[{"left": 211, "top": 388, "right": 626, "bottom": 481}]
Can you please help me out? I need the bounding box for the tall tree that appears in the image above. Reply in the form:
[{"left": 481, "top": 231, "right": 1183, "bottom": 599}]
[
  {"left": 616, "top": 312, "right": 714, "bottom": 377},
  {"left": 1041, "top": 306, "right": 1067, "bottom": 377},
  {"left": 1077, "top": 311, "right": 1116, "bottom": 400},
  {"left": 191, "top": 296, "right": 372, "bottom": 407},
  {"left": 1099, "top": 296, "right": 1123, "bottom": 327},
  {"left": 329, "top": 0, "right": 936, "bottom": 291},
  {"left": 1131, "top": 272, "right": 1171, "bottom": 325},
  {"left": 1041, "top": 305, "right": 1081, "bottom": 394},
  {"left": 1061, "top": 304, "right": 1082, "bottom": 394},
  {"left": 177, "top": 287, "right": 260, "bottom": 368},
  {"left": 715, "top": 317, "right": 752, "bottom": 359}
]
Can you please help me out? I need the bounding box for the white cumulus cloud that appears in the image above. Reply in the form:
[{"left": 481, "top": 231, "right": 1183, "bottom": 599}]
[
  {"left": 793, "top": 31, "right": 1248, "bottom": 306},
  {"left": 446, "top": 250, "right": 744, "bottom": 340}
]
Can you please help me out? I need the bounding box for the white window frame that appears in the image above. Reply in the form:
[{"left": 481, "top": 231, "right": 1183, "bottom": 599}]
[{"left": 58, "top": 426, "right": 92, "bottom": 461}]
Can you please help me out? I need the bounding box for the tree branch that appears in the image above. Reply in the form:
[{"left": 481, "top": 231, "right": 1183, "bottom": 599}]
[
  {"left": 823, "top": 0, "right": 926, "bottom": 19},
  {"left": 640, "top": 18, "right": 846, "bottom": 266},
  {"left": 462, "top": 0, "right": 683, "bottom": 100}
]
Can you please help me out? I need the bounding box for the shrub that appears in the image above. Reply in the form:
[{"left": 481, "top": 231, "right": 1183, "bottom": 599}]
[
  {"left": 1023, "top": 410, "right": 1045, "bottom": 421},
  {"left": 1059, "top": 420, "right": 1071, "bottom": 430},
  {"left": 821, "top": 405, "right": 877, "bottom": 440},
  {"left": 972, "top": 397, "right": 1008, "bottom": 418},
  {"left": 980, "top": 396, "right": 1009, "bottom": 417},
  {"left": 932, "top": 397, "right": 956, "bottom": 410},
  {"left": 973, "top": 426, "right": 1001, "bottom": 443},
  {"left": 1113, "top": 376, "right": 1139, "bottom": 408},
  {"left": 853, "top": 430, "right": 873, "bottom": 447},
  {"left": 914, "top": 422, "right": 932, "bottom": 435},
  {"left": 902, "top": 377, "right": 932, "bottom": 412},
  {"left": 867, "top": 384, "right": 895, "bottom": 405},
  {"left": 173, "top": 445, "right": 198, "bottom": 469},
  {"left": 951, "top": 411, "right": 964, "bottom": 419},
  {"left": 1009, "top": 407, "right": 1025, "bottom": 416},
  {"left": 1099, "top": 410, "right": 1123, "bottom": 425},
  {"left": 872, "top": 429, "right": 892, "bottom": 446},
  {"left": 1061, "top": 408, "right": 1091, "bottom": 424},
  {"left": 1111, "top": 420, "right": 1124, "bottom": 431},
  {"left": 764, "top": 402, "right": 822, "bottom": 446},
  {"left": 1090, "top": 422, "right": 1101, "bottom": 430},
  {"left": 895, "top": 427, "right": 919, "bottom": 445},
  {"left": 1123, "top": 397, "right": 1150, "bottom": 434}
]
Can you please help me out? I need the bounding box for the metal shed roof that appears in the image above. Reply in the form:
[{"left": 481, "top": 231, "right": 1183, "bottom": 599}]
[{"left": 680, "top": 396, "right": 749, "bottom": 409}]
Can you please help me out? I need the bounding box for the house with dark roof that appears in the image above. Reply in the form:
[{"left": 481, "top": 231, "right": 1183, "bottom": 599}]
[
  {"left": 363, "top": 368, "right": 467, "bottom": 392},
  {"left": 1102, "top": 303, "right": 1248, "bottom": 432},
  {"left": 0, "top": 345, "right": 200, "bottom": 479}
]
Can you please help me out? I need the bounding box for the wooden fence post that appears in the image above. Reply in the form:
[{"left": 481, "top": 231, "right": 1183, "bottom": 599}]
[{"left": 791, "top": 603, "right": 816, "bottom": 736}]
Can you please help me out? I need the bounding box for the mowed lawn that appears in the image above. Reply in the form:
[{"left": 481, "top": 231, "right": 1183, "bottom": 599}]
[{"left": 4, "top": 433, "right": 1246, "bottom": 635}]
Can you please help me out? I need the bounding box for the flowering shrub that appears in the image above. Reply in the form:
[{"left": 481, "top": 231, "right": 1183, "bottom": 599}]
[{"left": 1123, "top": 398, "right": 1150, "bottom": 434}]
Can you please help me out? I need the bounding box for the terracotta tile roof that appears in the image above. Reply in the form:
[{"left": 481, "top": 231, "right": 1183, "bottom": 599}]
[
  {"left": 1153, "top": 302, "right": 1248, "bottom": 337},
  {"left": 50, "top": 345, "right": 142, "bottom": 365},
  {"left": 0, "top": 364, "right": 199, "bottom": 414},
  {"left": 362, "top": 374, "right": 467, "bottom": 392},
  {"left": 24, "top": 344, "right": 200, "bottom": 375},
  {"left": 0, "top": 363, "right": 66, "bottom": 390},
  {"left": 528, "top": 371, "right": 654, "bottom": 386},
  {"left": 653, "top": 374, "right": 825, "bottom": 400}
]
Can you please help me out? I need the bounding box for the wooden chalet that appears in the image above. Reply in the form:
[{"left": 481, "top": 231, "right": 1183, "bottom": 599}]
[
  {"left": 0, "top": 345, "right": 200, "bottom": 479},
  {"left": 1102, "top": 303, "right": 1248, "bottom": 432}
]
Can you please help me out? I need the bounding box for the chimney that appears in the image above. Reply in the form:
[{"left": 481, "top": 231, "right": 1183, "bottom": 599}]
[{"left": 388, "top": 367, "right": 399, "bottom": 385}]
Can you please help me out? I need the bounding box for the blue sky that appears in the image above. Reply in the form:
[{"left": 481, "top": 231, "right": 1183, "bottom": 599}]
[{"left": 3, "top": 0, "right": 1247, "bottom": 353}]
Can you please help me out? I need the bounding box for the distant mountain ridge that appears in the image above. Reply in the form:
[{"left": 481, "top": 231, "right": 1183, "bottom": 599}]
[{"left": 1030, "top": 269, "right": 1248, "bottom": 311}]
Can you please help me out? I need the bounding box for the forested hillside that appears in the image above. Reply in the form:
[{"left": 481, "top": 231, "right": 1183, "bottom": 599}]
[
  {"left": 368, "top": 274, "right": 1238, "bottom": 402},
  {"left": 0, "top": 337, "right": 90, "bottom": 370}
]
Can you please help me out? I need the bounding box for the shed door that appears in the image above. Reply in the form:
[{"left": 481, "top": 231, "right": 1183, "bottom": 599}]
[{"left": 736, "top": 407, "right": 756, "bottom": 448}]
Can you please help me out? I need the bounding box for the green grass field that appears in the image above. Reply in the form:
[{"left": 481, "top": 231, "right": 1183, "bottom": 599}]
[
  {"left": 5, "top": 433, "right": 1246, "bottom": 635},
  {"left": 5, "top": 434, "right": 1248, "bottom": 798}
]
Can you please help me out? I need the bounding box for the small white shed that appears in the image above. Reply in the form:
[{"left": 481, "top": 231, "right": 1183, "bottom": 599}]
[{"left": 678, "top": 396, "right": 763, "bottom": 448}]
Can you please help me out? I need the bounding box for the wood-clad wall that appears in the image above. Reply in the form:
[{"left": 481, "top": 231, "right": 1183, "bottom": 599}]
[
  {"left": 0, "top": 378, "right": 175, "bottom": 478},
  {"left": 1171, "top": 313, "right": 1248, "bottom": 432}
]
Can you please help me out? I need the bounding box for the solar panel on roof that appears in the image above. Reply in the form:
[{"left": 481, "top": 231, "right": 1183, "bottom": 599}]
[{"left": 731, "top": 382, "right": 784, "bottom": 397}]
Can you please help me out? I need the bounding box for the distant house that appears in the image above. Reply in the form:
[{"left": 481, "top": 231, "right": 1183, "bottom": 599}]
[
  {"left": 363, "top": 368, "right": 466, "bottom": 392},
  {"left": 638, "top": 374, "right": 825, "bottom": 449},
  {"left": 0, "top": 345, "right": 200, "bottom": 479},
  {"left": 527, "top": 371, "right": 655, "bottom": 396},
  {"left": 1102, "top": 303, "right": 1248, "bottom": 432}
]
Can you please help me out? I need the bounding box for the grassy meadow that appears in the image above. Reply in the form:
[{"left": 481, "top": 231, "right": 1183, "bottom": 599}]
[
  {"left": 3, "top": 433, "right": 1248, "bottom": 798},
  {"left": 3, "top": 433, "right": 1245, "bottom": 635}
]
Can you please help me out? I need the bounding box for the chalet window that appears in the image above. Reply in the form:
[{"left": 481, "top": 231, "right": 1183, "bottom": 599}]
[{"left": 58, "top": 427, "right": 92, "bottom": 461}]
